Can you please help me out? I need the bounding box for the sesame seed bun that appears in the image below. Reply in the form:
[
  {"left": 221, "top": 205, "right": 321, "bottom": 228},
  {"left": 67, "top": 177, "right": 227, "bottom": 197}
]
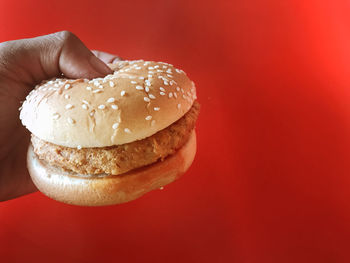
[
  {"left": 20, "top": 60, "right": 197, "bottom": 147},
  {"left": 27, "top": 131, "right": 196, "bottom": 206}
]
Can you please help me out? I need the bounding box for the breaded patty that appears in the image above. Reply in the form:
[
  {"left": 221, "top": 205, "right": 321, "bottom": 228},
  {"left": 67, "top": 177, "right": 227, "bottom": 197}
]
[{"left": 32, "top": 101, "right": 200, "bottom": 175}]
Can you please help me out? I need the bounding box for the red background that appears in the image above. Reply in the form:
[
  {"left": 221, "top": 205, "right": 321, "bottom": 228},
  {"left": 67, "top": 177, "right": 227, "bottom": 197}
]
[{"left": 1, "top": 0, "right": 350, "bottom": 262}]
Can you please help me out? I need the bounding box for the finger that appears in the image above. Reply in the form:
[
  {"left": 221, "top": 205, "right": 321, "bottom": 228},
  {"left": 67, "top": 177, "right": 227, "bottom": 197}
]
[
  {"left": 92, "top": 50, "right": 123, "bottom": 64},
  {"left": 0, "top": 31, "right": 112, "bottom": 83}
]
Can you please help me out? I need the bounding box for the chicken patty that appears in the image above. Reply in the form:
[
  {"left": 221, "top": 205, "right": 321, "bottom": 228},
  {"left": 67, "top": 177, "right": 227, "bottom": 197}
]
[{"left": 32, "top": 101, "right": 200, "bottom": 175}]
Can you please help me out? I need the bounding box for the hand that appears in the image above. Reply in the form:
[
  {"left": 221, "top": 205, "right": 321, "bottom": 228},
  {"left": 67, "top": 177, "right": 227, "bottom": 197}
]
[{"left": 0, "top": 31, "right": 120, "bottom": 201}]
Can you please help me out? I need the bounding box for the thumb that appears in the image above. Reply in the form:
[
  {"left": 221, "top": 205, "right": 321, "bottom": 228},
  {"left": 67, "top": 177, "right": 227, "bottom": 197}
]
[{"left": 0, "top": 31, "right": 112, "bottom": 84}]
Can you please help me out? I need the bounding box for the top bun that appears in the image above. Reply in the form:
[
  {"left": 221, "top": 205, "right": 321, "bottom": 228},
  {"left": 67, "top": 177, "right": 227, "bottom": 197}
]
[{"left": 20, "top": 60, "right": 197, "bottom": 148}]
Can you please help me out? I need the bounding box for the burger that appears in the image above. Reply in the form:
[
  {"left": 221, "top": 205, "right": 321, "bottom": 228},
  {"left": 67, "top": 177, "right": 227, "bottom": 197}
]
[{"left": 20, "top": 60, "right": 199, "bottom": 206}]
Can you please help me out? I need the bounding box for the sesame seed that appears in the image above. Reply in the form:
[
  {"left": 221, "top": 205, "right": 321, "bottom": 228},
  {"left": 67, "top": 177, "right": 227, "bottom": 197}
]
[
  {"left": 131, "top": 81, "right": 137, "bottom": 84},
  {"left": 93, "top": 89, "right": 102, "bottom": 93},
  {"left": 98, "top": 85, "right": 104, "bottom": 89},
  {"left": 159, "top": 186, "right": 164, "bottom": 190},
  {"left": 174, "top": 92, "right": 178, "bottom": 98},
  {"left": 111, "top": 104, "right": 118, "bottom": 110},
  {"left": 90, "top": 111, "right": 95, "bottom": 117},
  {"left": 64, "top": 84, "right": 71, "bottom": 90},
  {"left": 148, "top": 66, "right": 154, "bottom": 70},
  {"left": 135, "top": 86, "right": 143, "bottom": 91},
  {"left": 145, "top": 80, "right": 151, "bottom": 86},
  {"left": 167, "top": 74, "right": 172, "bottom": 78},
  {"left": 64, "top": 94, "right": 70, "bottom": 99},
  {"left": 154, "top": 107, "right": 160, "bottom": 111},
  {"left": 144, "top": 97, "right": 151, "bottom": 102},
  {"left": 148, "top": 74, "right": 152, "bottom": 78},
  {"left": 77, "top": 145, "right": 82, "bottom": 150},
  {"left": 107, "top": 97, "right": 115, "bottom": 103},
  {"left": 182, "top": 94, "right": 187, "bottom": 99},
  {"left": 149, "top": 94, "right": 156, "bottom": 99},
  {"left": 67, "top": 117, "right": 75, "bottom": 124},
  {"left": 168, "top": 92, "right": 173, "bottom": 98},
  {"left": 82, "top": 104, "right": 88, "bottom": 110},
  {"left": 166, "top": 69, "right": 172, "bottom": 73},
  {"left": 145, "top": 115, "right": 152, "bottom": 120},
  {"left": 154, "top": 65, "right": 160, "bottom": 69},
  {"left": 93, "top": 81, "right": 100, "bottom": 87},
  {"left": 65, "top": 104, "right": 73, "bottom": 110},
  {"left": 135, "top": 66, "right": 141, "bottom": 70},
  {"left": 129, "top": 76, "right": 136, "bottom": 79},
  {"left": 139, "top": 76, "right": 145, "bottom": 80},
  {"left": 177, "top": 103, "right": 181, "bottom": 109},
  {"left": 120, "top": 90, "right": 126, "bottom": 96},
  {"left": 156, "top": 69, "right": 163, "bottom": 73},
  {"left": 112, "top": 123, "right": 119, "bottom": 129},
  {"left": 159, "top": 87, "right": 165, "bottom": 92},
  {"left": 109, "top": 81, "right": 115, "bottom": 87},
  {"left": 82, "top": 100, "right": 89, "bottom": 105},
  {"left": 160, "top": 92, "right": 165, "bottom": 96},
  {"left": 162, "top": 65, "right": 167, "bottom": 69},
  {"left": 145, "top": 87, "right": 150, "bottom": 92},
  {"left": 86, "top": 86, "right": 92, "bottom": 91},
  {"left": 181, "top": 88, "right": 185, "bottom": 93},
  {"left": 52, "top": 113, "right": 60, "bottom": 120},
  {"left": 151, "top": 120, "right": 156, "bottom": 126},
  {"left": 124, "top": 128, "right": 131, "bottom": 133},
  {"left": 176, "top": 87, "right": 180, "bottom": 91},
  {"left": 54, "top": 83, "right": 59, "bottom": 88},
  {"left": 98, "top": 104, "right": 106, "bottom": 109},
  {"left": 163, "top": 81, "right": 169, "bottom": 86},
  {"left": 176, "top": 68, "right": 181, "bottom": 73}
]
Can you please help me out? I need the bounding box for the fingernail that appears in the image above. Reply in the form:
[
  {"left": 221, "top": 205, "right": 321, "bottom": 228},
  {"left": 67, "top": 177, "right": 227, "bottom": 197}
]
[
  {"left": 112, "top": 56, "right": 123, "bottom": 63},
  {"left": 89, "top": 55, "right": 112, "bottom": 76}
]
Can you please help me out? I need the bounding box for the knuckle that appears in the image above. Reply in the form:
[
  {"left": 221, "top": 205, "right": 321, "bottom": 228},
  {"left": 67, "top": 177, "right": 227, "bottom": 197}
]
[
  {"left": 54, "top": 30, "right": 77, "bottom": 43},
  {"left": 0, "top": 40, "right": 19, "bottom": 64},
  {"left": 0, "top": 41, "right": 12, "bottom": 53}
]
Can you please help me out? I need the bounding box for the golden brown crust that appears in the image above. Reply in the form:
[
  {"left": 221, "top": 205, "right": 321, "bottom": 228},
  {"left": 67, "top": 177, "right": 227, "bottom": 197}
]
[{"left": 32, "top": 101, "right": 200, "bottom": 175}]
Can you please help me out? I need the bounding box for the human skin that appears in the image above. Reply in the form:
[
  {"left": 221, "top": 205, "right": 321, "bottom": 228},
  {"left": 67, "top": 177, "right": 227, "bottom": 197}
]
[{"left": 0, "top": 31, "right": 119, "bottom": 201}]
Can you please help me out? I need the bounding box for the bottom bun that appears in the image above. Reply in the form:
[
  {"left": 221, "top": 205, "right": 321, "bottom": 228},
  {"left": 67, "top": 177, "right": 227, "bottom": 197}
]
[{"left": 27, "top": 131, "right": 196, "bottom": 206}]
